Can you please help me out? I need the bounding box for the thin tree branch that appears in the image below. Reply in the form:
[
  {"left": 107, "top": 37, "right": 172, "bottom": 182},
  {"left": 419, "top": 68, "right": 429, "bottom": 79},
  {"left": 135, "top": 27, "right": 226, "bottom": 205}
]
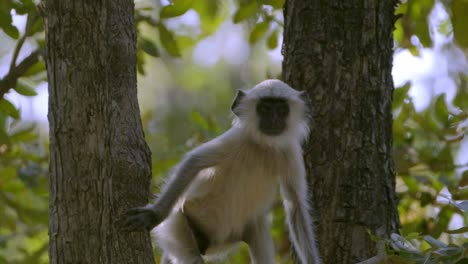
[
  {"left": 0, "top": 49, "right": 41, "bottom": 100},
  {"left": 1, "top": 13, "right": 41, "bottom": 101},
  {"left": 9, "top": 34, "right": 28, "bottom": 72},
  {"left": 9, "top": 13, "right": 39, "bottom": 72}
]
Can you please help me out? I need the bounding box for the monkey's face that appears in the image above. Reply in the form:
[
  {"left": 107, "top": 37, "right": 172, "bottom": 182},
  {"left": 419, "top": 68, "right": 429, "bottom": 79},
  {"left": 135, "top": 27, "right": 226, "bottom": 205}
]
[
  {"left": 256, "top": 97, "right": 289, "bottom": 136},
  {"left": 230, "top": 80, "right": 310, "bottom": 146}
]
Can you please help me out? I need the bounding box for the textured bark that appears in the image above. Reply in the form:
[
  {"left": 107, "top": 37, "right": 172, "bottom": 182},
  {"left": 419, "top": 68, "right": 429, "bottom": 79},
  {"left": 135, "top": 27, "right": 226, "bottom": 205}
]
[
  {"left": 282, "top": 1, "right": 400, "bottom": 263},
  {"left": 44, "top": 1, "right": 154, "bottom": 263}
]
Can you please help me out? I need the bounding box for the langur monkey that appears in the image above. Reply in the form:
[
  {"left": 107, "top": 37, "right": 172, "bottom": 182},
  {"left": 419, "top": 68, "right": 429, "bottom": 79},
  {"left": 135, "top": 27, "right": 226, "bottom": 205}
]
[{"left": 124, "top": 79, "right": 321, "bottom": 264}]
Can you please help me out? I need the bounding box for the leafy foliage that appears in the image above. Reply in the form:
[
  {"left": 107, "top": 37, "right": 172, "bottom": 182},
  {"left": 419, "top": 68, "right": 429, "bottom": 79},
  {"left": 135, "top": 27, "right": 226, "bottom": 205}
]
[
  {"left": 387, "top": 233, "right": 467, "bottom": 263},
  {"left": 395, "top": 0, "right": 435, "bottom": 50},
  {"left": 0, "top": 116, "right": 48, "bottom": 263},
  {"left": 0, "top": 0, "right": 467, "bottom": 263},
  {"left": 451, "top": 0, "right": 468, "bottom": 48},
  {"left": 391, "top": 79, "right": 468, "bottom": 261}
]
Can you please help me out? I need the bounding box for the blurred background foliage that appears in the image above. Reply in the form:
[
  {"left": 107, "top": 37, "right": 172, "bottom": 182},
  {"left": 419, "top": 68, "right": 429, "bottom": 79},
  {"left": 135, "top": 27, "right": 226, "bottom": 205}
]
[{"left": 0, "top": 0, "right": 467, "bottom": 263}]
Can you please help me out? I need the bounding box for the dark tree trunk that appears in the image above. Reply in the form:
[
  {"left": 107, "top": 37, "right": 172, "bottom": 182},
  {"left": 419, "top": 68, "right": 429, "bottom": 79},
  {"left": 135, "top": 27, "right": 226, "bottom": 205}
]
[
  {"left": 44, "top": 1, "right": 154, "bottom": 263},
  {"left": 283, "top": 1, "right": 400, "bottom": 263}
]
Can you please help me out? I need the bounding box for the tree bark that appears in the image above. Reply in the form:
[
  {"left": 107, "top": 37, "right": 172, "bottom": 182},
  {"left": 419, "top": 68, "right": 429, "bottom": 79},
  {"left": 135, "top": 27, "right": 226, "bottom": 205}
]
[
  {"left": 44, "top": 1, "right": 154, "bottom": 263},
  {"left": 282, "top": 1, "right": 400, "bottom": 263}
]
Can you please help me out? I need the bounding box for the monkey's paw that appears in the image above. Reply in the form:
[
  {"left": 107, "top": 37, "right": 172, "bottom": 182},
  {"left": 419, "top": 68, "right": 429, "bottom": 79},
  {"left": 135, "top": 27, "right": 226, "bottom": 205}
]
[{"left": 121, "top": 207, "right": 163, "bottom": 232}]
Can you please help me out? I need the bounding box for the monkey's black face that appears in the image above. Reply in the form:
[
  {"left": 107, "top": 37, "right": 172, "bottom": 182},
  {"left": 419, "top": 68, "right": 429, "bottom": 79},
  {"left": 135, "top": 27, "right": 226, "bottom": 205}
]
[{"left": 256, "top": 97, "right": 289, "bottom": 136}]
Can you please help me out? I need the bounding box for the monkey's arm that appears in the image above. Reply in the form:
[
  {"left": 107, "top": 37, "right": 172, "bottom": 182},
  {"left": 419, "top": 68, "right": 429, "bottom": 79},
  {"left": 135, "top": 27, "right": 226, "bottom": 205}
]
[
  {"left": 123, "top": 142, "right": 220, "bottom": 231},
  {"left": 280, "top": 149, "right": 322, "bottom": 264}
]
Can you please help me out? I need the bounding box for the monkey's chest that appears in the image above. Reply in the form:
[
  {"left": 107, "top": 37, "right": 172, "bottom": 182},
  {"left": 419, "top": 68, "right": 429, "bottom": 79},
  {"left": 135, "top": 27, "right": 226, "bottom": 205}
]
[{"left": 183, "top": 162, "right": 279, "bottom": 243}]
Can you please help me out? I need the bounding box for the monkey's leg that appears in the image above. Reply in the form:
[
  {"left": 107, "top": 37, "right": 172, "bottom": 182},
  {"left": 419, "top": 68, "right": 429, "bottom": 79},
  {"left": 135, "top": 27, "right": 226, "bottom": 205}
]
[
  {"left": 155, "top": 212, "right": 204, "bottom": 264},
  {"left": 243, "top": 215, "right": 275, "bottom": 264}
]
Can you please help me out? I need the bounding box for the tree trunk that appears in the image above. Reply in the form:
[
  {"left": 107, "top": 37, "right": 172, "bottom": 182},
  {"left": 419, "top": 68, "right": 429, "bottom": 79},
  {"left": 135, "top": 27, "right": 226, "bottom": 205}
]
[
  {"left": 282, "top": 1, "right": 400, "bottom": 263},
  {"left": 44, "top": 1, "right": 154, "bottom": 263}
]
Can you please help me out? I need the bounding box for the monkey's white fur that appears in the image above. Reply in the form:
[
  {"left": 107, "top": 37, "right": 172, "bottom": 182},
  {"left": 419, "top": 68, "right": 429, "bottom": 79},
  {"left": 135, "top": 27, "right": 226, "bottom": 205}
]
[{"left": 150, "top": 79, "right": 321, "bottom": 264}]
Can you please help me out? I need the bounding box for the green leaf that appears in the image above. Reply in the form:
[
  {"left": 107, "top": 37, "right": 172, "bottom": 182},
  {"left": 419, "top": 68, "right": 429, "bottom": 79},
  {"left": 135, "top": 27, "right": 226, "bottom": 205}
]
[
  {"left": 10, "top": 124, "right": 37, "bottom": 142},
  {"left": 422, "top": 109, "right": 441, "bottom": 131},
  {"left": 408, "top": 45, "right": 420, "bottom": 56},
  {"left": 136, "top": 50, "right": 145, "bottom": 75},
  {"left": 423, "top": 235, "right": 447, "bottom": 249},
  {"left": 452, "top": 0, "right": 468, "bottom": 48},
  {"left": 0, "top": 11, "right": 19, "bottom": 39},
  {"left": 397, "top": 0, "right": 435, "bottom": 48},
  {"left": 193, "top": 1, "right": 225, "bottom": 36},
  {"left": 12, "top": 0, "right": 35, "bottom": 14},
  {"left": 14, "top": 78, "right": 38, "bottom": 96},
  {"left": 1, "top": 24, "right": 19, "bottom": 39},
  {"left": 453, "top": 77, "right": 468, "bottom": 109},
  {"left": 0, "top": 127, "right": 11, "bottom": 145},
  {"left": 390, "top": 233, "right": 421, "bottom": 253},
  {"left": 393, "top": 102, "right": 411, "bottom": 144},
  {"left": 267, "top": 29, "right": 279, "bottom": 49},
  {"left": 434, "top": 146, "right": 453, "bottom": 172},
  {"left": 393, "top": 12, "right": 405, "bottom": 46},
  {"left": 0, "top": 1, "right": 20, "bottom": 39},
  {"left": 23, "top": 60, "right": 46, "bottom": 77},
  {"left": 434, "top": 94, "right": 449, "bottom": 123},
  {"left": 402, "top": 175, "right": 419, "bottom": 193},
  {"left": 411, "top": 0, "right": 435, "bottom": 47},
  {"left": 158, "top": 23, "right": 181, "bottom": 57},
  {"left": 197, "top": 1, "right": 220, "bottom": 18},
  {"left": 249, "top": 21, "right": 270, "bottom": 43},
  {"left": 420, "top": 192, "right": 433, "bottom": 207},
  {"left": 432, "top": 206, "right": 454, "bottom": 238},
  {"left": 393, "top": 83, "right": 411, "bottom": 110},
  {"left": 433, "top": 247, "right": 463, "bottom": 257},
  {"left": 190, "top": 111, "right": 209, "bottom": 131},
  {"left": 0, "top": 99, "right": 20, "bottom": 119},
  {"left": 176, "top": 35, "right": 196, "bottom": 51},
  {"left": 27, "top": 15, "right": 44, "bottom": 36},
  {"left": 140, "top": 38, "right": 160, "bottom": 57},
  {"left": 405, "top": 232, "right": 421, "bottom": 240},
  {"left": 160, "top": 0, "right": 194, "bottom": 18},
  {"left": 437, "top": 19, "right": 452, "bottom": 37},
  {"left": 233, "top": 1, "right": 259, "bottom": 23},
  {"left": 454, "top": 201, "right": 468, "bottom": 212}
]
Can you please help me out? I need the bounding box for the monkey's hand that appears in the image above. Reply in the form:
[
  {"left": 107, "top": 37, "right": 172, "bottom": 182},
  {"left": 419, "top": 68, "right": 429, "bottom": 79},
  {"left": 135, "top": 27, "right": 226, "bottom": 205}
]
[{"left": 122, "top": 206, "right": 164, "bottom": 232}]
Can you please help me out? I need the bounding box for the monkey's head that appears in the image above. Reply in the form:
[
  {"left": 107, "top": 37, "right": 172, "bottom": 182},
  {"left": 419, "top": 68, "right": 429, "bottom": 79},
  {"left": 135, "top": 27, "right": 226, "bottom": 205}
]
[{"left": 231, "top": 79, "right": 310, "bottom": 147}]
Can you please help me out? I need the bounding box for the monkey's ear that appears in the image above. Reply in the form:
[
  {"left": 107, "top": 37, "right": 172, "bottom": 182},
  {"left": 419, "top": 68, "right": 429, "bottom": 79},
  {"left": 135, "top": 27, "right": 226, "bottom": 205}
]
[{"left": 231, "top": 90, "right": 246, "bottom": 116}]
